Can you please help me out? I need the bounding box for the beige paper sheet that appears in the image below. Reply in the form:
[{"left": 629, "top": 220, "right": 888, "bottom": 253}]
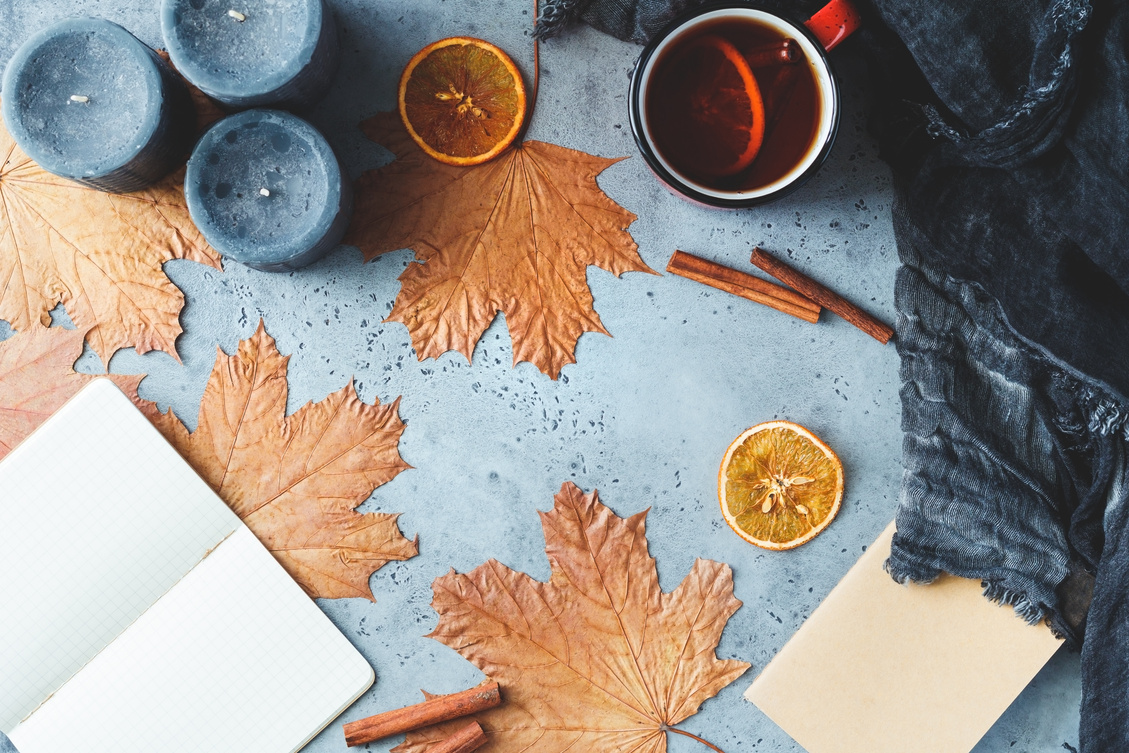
[{"left": 745, "top": 522, "right": 1062, "bottom": 753}]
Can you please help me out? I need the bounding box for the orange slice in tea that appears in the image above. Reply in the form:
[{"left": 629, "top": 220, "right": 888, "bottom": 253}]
[
  {"left": 719, "top": 421, "right": 843, "bottom": 550},
  {"left": 399, "top": 37, "right": 526, "bottom": 166},
  {"left": 654, "top": 34, "right": 766, "bottom": 178}
]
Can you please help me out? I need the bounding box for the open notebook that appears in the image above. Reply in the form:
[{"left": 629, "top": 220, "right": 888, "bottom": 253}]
[{"left": 0, "top": 379, "right": 374, "bottom": 753}]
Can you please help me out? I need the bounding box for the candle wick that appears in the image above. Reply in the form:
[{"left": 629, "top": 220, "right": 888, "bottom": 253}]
[
  {"left": 259, "top": 188, "right": 271, "bottom": 197},
  {"left": 69, "top": 95, "right": 90, "bottom": 104},
  {"left": 227, "top": 9, "right": 247, "bottom": 21}
]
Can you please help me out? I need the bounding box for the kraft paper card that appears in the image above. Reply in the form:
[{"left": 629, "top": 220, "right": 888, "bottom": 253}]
[{"left": 746, "top": 522, "right": 1063, "bottom": 753}]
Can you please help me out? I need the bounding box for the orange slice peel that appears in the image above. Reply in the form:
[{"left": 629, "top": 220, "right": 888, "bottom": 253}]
[
  {"left": 688, "top": 34, "right": 765, "bottom": 176},
  {"left": 656, "top": 33, "right": 766, "bottom": 178},
  {"left": 719, "top": 420, "right": 844, "bottom": 550},
  {"left": 398, "top": 37, "right": 527, "bottom": 166}
]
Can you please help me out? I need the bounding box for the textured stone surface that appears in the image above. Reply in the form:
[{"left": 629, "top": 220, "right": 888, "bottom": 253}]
[{"left": 0, "top": 0, "right": 1079, "bottom": 751}]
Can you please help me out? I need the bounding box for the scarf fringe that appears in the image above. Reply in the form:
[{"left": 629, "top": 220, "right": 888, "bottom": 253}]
[
  {"left": 1079, "top": 387, "right": 1129, "bottom": 440},
  {"left": 981, "top": 581, "right": 1047, "bottom": 624},
  {"left": 534, "top": 0, "right": 586, "bottom": 39},
  {"left": 1051, "top": 372, "right": 1129, "bottom": 447},
  {"left": 884, "top": 556, "right": 939, "bottom": 586},
  {"left": 923, "top": 0, "right": 1091, "bottom": 165},
  {"left": 886, "top": 557, "right": 1048, "bottom": 625}
]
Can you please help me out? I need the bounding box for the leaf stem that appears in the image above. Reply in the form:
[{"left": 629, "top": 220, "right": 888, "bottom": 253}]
[
  {"left": 663, "top": 725, "right": 729, "bottom": 753},
  {"left": 519, "top": 0, "right": 540, "bottom": 143}
]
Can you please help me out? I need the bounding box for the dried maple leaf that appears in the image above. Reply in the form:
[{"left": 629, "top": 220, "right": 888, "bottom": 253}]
[
  {"left": 0, "top": 326, "right": 141, "bottom": 459},
  {"left": 397, "top": 482, "right": 750, "bottom": 753},
  {"left": 346, "top": 113, "right": 654, "bottom": 379},
  {"left": 139, "top": 321, "right": 419, "bottom": 600},
  {"left": 0, "top": 100, "right": 222, "bottom": 364}
]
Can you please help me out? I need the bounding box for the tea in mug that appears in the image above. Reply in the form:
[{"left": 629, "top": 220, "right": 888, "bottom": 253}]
[{"left": 645, "top": 16, "right": 823, "bottom": 191}]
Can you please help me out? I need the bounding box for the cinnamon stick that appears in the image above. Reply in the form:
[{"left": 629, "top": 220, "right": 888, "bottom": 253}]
[
  {"left": 749, "top": 247, "right": 894, "bottom": 343},
  {"left": 667, "top": 250, "right": 821, "bottom": 323},
  {"left": 426, "top": 722, "right": 488, "bottom": 753},
  {"left": 343, "top": 682, "right": 501, "bottom": 747},
  {"left": 743, "top": 39, "right": 798, "bottom": 68}
]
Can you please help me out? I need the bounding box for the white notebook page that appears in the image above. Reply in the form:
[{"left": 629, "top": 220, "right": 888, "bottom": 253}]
[
  {"left": 0, "top": 380, "right": 239, "bottom": 732},
  {"left": 8, "top": 525, "right": 375, "bottom": 753}
]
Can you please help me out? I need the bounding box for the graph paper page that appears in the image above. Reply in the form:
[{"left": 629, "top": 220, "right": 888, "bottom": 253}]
[
  {"left": 0, "top": 379, "right": 239, "bottom": 733},
  {"left": 8, "top": 524, "right": 375, "bottom": 753}
]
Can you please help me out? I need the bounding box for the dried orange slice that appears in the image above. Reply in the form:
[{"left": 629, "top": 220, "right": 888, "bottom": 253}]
[
  {"left": 718, "top": 421, "right": 843, "bottom": 550},
  {"left": 652, "top": 33, "right": 766, "bottom": 178},
  {"left": 398, "top": 37, "right": 526, "bottom": 166}
]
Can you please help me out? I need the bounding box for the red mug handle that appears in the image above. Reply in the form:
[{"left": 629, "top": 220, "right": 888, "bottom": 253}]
[{"left": 804, "top": 0, "right": 862, "bottom": 51}]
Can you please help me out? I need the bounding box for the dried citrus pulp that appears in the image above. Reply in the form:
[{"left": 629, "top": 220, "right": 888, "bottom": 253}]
[
  {"left": 719, "top": 421, "right": 843, "bottom": 550},
  {"left": 398, "top": 37, "right": 526, "bottom": 166},
  {"left": 653, "top": 33, "right": 766, "bottom": 178}
]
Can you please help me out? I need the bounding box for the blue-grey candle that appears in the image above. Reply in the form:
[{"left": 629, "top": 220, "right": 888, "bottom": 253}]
[
  {"left": 185, "top": 109, "right": 351, "bottom": 272},
  {"left": 161, "top": 0, "right": 340, "bottom": 110},
  {"left": 1, "top": 18, "right": 195, "bottom": 193}
]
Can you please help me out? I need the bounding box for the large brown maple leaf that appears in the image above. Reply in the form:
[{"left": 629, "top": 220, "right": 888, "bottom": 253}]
[
  {"left": 0, "top": 326, "right": 141, "bottom": 459},
  {"left": 0, "top": 103, "right": 222, "bottom": 363},
  {"left": 346, "top": 114, "right": 654, "bottom": 379},
  {"left": 397, "top": 482, "right": 750, "bottom": 753},
  {"left": 139, "top": 322, "right": 419, "bottom": 600}
]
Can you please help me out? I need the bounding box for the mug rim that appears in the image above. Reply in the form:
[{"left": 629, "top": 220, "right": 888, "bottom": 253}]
[{"left": 629, "top": 1, "right": 841, "bottom": 209}]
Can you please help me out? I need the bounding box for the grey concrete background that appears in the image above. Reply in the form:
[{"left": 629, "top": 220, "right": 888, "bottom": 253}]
[{"left": 0, "top": 0, "right": 1081, "bottom": 751}]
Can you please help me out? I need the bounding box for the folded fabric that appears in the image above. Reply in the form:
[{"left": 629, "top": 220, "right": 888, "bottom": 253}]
[
  {"left": 537, "top": 0, "right": 1129, "bottom": 748},
  {"left": 535, "top": 0, "right": 826, "bottom": 43},
  {"left": 865, "top": 0, "right": 1129, "bottom": 746}
]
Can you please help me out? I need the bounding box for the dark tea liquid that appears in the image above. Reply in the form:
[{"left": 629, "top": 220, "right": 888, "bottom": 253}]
[{"left": 645, "top": 17, "right": 822, "bottom": 191}]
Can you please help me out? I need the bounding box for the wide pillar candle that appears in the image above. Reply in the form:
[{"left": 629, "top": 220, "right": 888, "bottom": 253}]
[
  {"left": 1, "top": 18, "right": 195, "bottom": 193},
  {"left": 185, "top": 109, "right": 351, "bottom": 271},
  {"left": 162, "top": 0, "right": 339, "bottom": 110}
]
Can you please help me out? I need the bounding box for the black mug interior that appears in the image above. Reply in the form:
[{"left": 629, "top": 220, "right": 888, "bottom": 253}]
[{"left": 629, "top": 3, "right": 841, "bottom": 208}]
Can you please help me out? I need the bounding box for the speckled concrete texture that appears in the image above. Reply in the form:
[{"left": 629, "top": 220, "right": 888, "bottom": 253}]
[{"left": 0, "top": 1, "right": 1081, "bottom": 751}]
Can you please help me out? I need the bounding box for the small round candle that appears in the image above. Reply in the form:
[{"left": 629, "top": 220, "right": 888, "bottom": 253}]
[
  {"left": 1, "top": 18, "right": 195, "bottom": 193},
  {"left": 185, "top": 109, "right": 351, "bottom": 271},
  {"left": 161, "top": 0, "right": 340, "bottom": 110}
]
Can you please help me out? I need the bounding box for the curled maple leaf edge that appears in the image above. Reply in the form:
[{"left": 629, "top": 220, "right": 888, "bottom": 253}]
[
  {"left": 394, "top": 481, "right": 750, "bottom": 753},
  {"left": 139, "top": 320, "right": 419, "bottom": 601},
  {"left": 345, "top": 113, "right": 656, "bottom": 380},
  {"left": 0, "top": 325, "right": 141, "bottom": 459}
]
